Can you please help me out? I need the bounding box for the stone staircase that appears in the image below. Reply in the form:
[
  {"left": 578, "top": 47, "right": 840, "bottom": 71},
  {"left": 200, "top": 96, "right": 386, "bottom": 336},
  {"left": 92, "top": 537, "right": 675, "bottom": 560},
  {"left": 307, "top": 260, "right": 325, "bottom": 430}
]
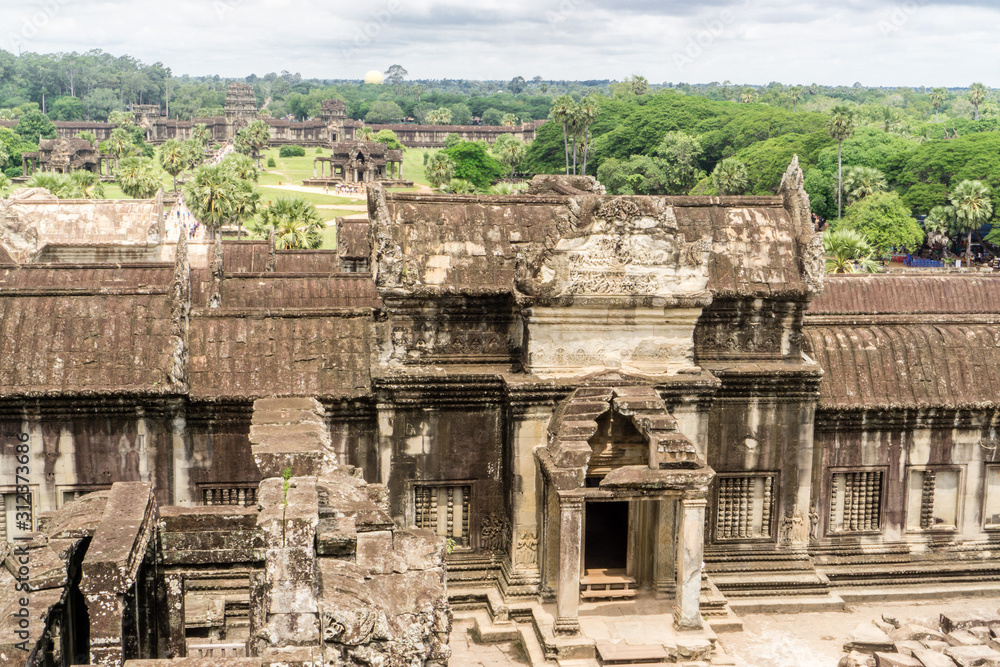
[{"left": 704, "top": 549, "right": 846, "bottom": 613}]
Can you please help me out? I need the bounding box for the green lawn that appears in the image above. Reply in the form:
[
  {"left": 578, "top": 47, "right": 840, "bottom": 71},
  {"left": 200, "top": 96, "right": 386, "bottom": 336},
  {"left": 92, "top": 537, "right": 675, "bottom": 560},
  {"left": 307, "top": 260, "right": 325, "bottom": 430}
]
[{"left": 258, "top": 186, "right": 356, "bottom": 207}]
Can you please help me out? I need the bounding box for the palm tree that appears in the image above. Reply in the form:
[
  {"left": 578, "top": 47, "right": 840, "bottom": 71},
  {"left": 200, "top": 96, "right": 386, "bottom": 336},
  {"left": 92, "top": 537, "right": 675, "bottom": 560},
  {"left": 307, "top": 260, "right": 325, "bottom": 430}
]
[
  {"left": 740, "top": 88, "right": 758, "bottom": 104},
  {"left": 159, "top": 138, "right": 187, "bottom": 192},
  {"left": 500, "top": 113, "right": 519, "bottom": 127},
  {"left": 842, "top": 166, "right": 888, "bottom": 205},
  {"left": 879, "top": 106, "right": 902, "bottom": 132},
  {"left": 26, "top": 173, "right": 84, "bottom": 199},
  {"left": 116, "top": 157, "right": 161, "bottom": 199},
  {"left": 185, "top": 163, "right": 237, "bottom": 240},
  {"left": 234, "top": 119, "right": 270, "bottom": 164},
  {"left": 491, "top": 135, "right": 526, "bottom": 175},
  {"left": 931, "top": 88, "right": 947, "bottom": 122},
  {"left": 191, "top": 123, "right": 211, "bottom": 147},
  {"left": 924, "top": 206, "right": 955, "bottom": 249},
  {"left": 0, "top": 174, "right": 11, "bottom": 197},
  {"left": 425, "top": 108, "right": 452, "bottom": 125},
  {"left": 70, "top": 170, "right": 105, "bottom": 199},
  {"left": 968, "top": 83, "right": 989, "bottom": 121},
  {"left": 549, "top": 95, "right": 576, "bottom": 175},
  {"left": 250, "top": 197, "right": 324, "bottom": 249},
  {"left": 823, "top": 228, "right": 880, "bottom": 274},
  {"left": 577, "top": 97, "right": 601, "bottom": 175},
  {"left": 950, "top": 179, "right": 993, "bottom": 264},
  {"left": 107, "top": 127, "right": 133, "bottom": 168},
  {"left": 828, "top": 105, "right": 858, "bottom": 219},
  {"left": 357, "top": 126, "right": 376, "bottom": 142},
  {"left": 424, "top": 153, "right": 456, "bottom": 189},
  {"left": 711, "top": 158, "right": 749, "bottom": 195},
  {"left": 789, "top": 87, "right": 802, "bottom": 111}
]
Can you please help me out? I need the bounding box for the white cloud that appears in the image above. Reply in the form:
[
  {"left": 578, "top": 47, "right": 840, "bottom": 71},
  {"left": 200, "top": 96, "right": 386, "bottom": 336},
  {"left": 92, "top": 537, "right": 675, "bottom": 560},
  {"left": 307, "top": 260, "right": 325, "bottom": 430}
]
[{"left": 1, "top": 0, "right": 999, "bottom": 85}]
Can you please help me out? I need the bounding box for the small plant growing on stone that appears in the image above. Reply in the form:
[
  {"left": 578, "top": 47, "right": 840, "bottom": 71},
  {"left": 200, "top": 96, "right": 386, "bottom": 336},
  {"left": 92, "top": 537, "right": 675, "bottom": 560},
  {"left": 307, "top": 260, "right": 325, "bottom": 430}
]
[
  {"left": 445, "top": 538, "right": 456, "bottom": 555},
  {"left": 282, "top": 466, "right": 292, "bottom": 505}
]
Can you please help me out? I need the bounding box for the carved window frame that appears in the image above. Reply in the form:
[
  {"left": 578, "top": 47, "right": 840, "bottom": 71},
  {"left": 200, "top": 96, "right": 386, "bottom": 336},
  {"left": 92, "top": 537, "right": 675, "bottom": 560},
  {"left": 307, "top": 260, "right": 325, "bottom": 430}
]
[
  {"left": 194, "top": 482, "right": 259, "bottom": 507},
  {"left": 982, "top": 465, "right": 1000, "bottom": 531},
  {"left": 827, "top": 467, "right": 886, "bottom": 536},
  {"left": 0, "top": 484, "right": 38, "bottom": 541},
  {"left": 712, "top": 472, "right": 779, "bottom": 543},
  {"left": 409, "top": 480, "right": 475, "bottom": 551},
  {"left": 903, "top": 465, "right": 964, "bottom": 534},
  {"left": 56, "top": 483, "right": 113, "bottom": 508}
]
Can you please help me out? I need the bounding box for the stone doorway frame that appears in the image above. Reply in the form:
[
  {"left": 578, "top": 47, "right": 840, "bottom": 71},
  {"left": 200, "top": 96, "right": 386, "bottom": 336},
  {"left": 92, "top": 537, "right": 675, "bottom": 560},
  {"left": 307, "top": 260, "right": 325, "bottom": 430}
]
[{"left": 536, "top": 383, "right": 714, "bottom": 636}]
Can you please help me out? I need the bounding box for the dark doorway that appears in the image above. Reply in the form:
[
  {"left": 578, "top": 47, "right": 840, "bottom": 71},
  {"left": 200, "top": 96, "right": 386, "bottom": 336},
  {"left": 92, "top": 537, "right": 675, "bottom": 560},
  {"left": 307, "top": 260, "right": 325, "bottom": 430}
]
[{"left": 585, "top": 501, "right": 629, "bottom": 570}]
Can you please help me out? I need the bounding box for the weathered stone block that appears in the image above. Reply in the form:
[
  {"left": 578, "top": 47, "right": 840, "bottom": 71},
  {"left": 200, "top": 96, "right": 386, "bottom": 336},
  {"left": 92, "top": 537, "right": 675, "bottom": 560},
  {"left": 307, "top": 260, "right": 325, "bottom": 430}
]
[
  {"left": 945, "top": 645, "right": 1000, "bottom": 667},
  {"left": 875, "top": 653, "right": 924, "bottom": 667},
  {"left": 356, "top": 530, "right": 394, "bottom": 573},
  {"left": 910, "top": 649, "right": 958, "bottom": 667},
  {"left": 845, "top": 622, "right": 895, "bottom": 653}
]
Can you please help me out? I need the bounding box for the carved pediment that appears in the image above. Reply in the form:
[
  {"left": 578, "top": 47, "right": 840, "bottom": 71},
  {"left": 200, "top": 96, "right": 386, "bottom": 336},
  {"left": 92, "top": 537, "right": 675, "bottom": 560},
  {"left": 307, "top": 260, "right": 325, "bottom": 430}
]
[{"left": 516, "top": 196, "right": 711, "bottom": 300}]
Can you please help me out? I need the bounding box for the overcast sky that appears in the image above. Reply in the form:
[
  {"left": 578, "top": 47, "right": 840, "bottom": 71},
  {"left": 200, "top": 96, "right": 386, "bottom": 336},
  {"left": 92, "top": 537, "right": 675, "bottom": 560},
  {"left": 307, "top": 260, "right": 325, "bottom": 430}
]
[{"left": 2, "top": 0, "right": 998, "bottom": 86}]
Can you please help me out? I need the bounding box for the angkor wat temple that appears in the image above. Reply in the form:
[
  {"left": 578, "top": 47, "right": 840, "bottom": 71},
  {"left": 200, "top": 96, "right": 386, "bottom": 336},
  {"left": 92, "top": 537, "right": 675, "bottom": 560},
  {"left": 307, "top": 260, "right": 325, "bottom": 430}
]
[{"left": 3, "top": 160, "right": 1000, "bottom": 666}]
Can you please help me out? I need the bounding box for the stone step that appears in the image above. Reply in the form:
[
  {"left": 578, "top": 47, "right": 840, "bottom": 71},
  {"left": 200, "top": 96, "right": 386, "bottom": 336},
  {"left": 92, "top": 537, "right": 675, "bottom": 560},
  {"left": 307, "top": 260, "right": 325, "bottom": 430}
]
[
  {"left": 725, "top": 592, "right": 847, "bottom": 614},
  {"left": 836, "top": 581, "right": 1000, "bottom": 603},
  {"left": 596, "top": 642, "right": 670, "bottom": 665}
]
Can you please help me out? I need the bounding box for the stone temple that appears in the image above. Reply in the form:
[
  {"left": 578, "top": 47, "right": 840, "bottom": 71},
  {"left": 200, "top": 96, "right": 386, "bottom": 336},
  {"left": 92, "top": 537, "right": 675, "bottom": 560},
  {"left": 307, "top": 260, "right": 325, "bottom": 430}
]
[{"left": 2, "top": 159, "right": 1000, "bottom": 666}]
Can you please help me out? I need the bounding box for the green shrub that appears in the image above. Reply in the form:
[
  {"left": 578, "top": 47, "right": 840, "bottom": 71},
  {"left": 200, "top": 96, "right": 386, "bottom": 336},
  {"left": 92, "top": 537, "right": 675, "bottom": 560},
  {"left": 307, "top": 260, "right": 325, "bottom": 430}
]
[
  {"left": 279, "top": 144, "right": 306, "bottom": 158},
  {"left": 267, "top": 157, "right": 276, "bottom": 168}
]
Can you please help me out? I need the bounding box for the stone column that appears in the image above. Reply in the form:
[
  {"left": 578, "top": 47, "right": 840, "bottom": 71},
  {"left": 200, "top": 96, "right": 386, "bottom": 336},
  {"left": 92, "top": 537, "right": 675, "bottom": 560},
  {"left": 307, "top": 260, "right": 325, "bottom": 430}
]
[
  {"left": 163, "top": 573, "right": 186, "bottom": 658},
  {"left": 674, "top": 497, "right": 706, "bottom": 630},
  {"left": 554, "top": 495, "right": 584, "bottom": 635},
  {"left": 654, "top": 498, "right": 676, "bottom": 597},
  {"left": 502, "top": 406, "right": 548, "bottom": 598},
  {"left": 313, "top": 161, "right": 317, "bottom": 178}
]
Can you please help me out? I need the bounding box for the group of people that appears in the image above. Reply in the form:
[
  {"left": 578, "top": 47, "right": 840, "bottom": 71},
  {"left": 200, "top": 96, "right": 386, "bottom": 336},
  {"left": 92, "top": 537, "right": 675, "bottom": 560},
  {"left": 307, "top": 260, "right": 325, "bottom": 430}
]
[
  {"left": 165, "top": 197, "right": 203, "bottom": 241},
  {"left": 331, "top": 183, "right": 364, "bottom": 196}
]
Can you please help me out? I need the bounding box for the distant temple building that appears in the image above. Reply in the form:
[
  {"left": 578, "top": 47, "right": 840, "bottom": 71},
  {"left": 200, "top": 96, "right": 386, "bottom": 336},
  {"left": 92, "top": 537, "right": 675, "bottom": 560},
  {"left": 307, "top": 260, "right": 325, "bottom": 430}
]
[
  {"left": 302, "top": 140, "right": 407, "bottom": 187},
  {"left": 0, "top": 83, "right": 545, "bottom": 149},
  {"left": 20, "top": 137, "right": 116, "bottom": 179}
]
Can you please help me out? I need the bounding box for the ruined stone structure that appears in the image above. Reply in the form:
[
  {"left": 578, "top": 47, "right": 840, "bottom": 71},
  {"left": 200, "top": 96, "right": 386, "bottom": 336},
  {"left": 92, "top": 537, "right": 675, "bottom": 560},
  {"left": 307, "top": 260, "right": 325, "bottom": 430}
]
[
  {"left": 302, "top": 141, "right": 407, "bottom": 187},
  {"left": 20, "top": 137, "right": 115, "bottom": 179},
  {"left": 5, "top": 160, "right": 1000, "bottom": 665},
  {"left": 1, "top": 94, "right": 543, "bottom": 149}
]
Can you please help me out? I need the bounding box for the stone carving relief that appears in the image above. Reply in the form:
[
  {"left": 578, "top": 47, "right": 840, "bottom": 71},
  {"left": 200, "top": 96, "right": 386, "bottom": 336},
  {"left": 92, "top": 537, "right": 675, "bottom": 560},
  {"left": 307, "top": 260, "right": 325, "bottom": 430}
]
[
  {"left": 480, "top": 512, "right": 509, "bottom": 553},
  {"left": 514, "top": 530, "right": 538, "bottom": 568},
  {"left": 515, "top": 197, "right": 711, "bottom": 299}
]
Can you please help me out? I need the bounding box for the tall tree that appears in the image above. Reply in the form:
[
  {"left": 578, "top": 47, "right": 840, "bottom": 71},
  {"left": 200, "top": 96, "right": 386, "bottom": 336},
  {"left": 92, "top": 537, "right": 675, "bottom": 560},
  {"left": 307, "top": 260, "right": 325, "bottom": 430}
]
[
  {"left": 249, "top": 197, "right": 323, "bottom": 249},
  {"left": 711, "top": 158, "right": 749, "bottom": 195},
  {"left": 930, "top": 87, "right": 947, "bottom": 122},
  {"left": 234, "top": 119, "right": 270, "bottom": 163},
  {"left": 949, "top": 179, "right": 993, "bottom": 264},
  {"left": 383, "top": 64, "right": 408, "bottom": 86},
  {"left": 789, "top": 87, "right": 802, "bottom": 112},
  {"left": 424, "top": 152, "right": 456, "bottom": 189},
  {"left": 576, "top": 96, "right": 601, "bottom": 175},
  {"left": 828, "top": 105, "right": 858, "bottom": 219},
  {"left": 159, "top": 138, "right": 187, "bottom": 192},
  {"left": 968, "top": 83, "right": 988, "bottom": 121},
  {"left": 115, "top": 156, "right": 161, "bottom": 198},
  {"left": 842, "top": 165, "right": 888, "bottom": 205},
  {"left": 549, "top": 95, "right": 575, "bottom": 175}
]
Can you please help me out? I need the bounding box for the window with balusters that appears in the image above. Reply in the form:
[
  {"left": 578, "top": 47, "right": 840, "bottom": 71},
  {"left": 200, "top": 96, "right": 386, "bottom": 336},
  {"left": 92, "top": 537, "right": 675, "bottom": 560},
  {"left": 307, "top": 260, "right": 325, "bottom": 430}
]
[
  {"left": 829, "top": 469, "right": 884, "bottom": 534},
  {"left": 714, "top": 473, "right": 776, "bottom": 541},
  {"left": 198, "top": 483, "right": 259, "bottom": 507},
  {"left": 906, "top": 467, "right": 961, "bottom": 531},
  {"left": 413, "top": 483, "right": 471, "bottom": 548}
]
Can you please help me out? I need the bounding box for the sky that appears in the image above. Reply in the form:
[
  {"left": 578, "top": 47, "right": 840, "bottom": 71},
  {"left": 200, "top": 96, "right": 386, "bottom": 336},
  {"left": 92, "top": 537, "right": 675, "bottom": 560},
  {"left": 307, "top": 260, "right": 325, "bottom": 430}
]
[{"left": 2, "top": 0, "right": 999, "bottom": 87}]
